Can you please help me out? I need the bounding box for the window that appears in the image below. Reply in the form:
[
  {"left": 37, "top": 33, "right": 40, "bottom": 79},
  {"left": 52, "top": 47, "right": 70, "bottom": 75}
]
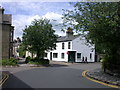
[
  {"left": 90, "top": 53, "right": 92, "bottom": 59},
  {"left": 77, "top": 53, "right": 81, "bottom": 58},
  {"left": 61, "top": 53, "right": 64, "bottom": 59},
  {"left": 68, "top": 42, "right": 71, "bottom": 49},
  {"left": 44, "top": 53, "right": 47, "bottom": 57},
  {"left": 53, "top": 53, "right": 58, "bottom": 58},
  {"left": 62, "top": 43, "right": 64, "bottom": 49}
]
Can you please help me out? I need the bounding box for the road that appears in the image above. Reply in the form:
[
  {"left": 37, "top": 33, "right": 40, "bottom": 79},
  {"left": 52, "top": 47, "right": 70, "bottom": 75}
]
[{"left": 2, "top": 62, "right": 115, "bottom": 88}]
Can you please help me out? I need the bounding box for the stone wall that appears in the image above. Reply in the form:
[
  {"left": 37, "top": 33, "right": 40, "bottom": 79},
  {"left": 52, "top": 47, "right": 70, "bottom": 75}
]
[
  {"left": 0, "top": 7, "right": 14, "bottom": 60},
  {"left": 0, "top": 7, "right": 3, "bottom": 60},
  {"left": 0, "top": 24, "right": 2, "bottom": 60},
  {"left": 2, "top": 24, "right": 11, "bottom": 59}
]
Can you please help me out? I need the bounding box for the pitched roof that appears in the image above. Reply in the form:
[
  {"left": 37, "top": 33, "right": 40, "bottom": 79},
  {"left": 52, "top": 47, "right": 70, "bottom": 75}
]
[{"left": 57, "top": 35, "right": 80, "bottom": 42}]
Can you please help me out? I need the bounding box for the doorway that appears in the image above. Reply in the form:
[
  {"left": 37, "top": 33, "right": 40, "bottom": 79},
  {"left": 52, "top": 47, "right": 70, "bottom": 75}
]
[
  {"left": 68, "top": 51, "right": 76, "bottom": 62},
  {"left": 50, "top": 52, "right": 52, "bottom": 60}
]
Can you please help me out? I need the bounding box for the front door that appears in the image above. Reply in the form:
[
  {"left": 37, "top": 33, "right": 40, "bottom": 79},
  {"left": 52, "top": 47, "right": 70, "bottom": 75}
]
[
  {"left": 68, "top": 51, "right": 76, "bottom": 62},
  {"left": 50, "top": 52, "right": 52, "bottom": 60}
]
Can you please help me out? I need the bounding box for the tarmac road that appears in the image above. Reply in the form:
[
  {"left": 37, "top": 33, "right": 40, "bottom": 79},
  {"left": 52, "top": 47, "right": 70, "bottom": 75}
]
[
  {"left": 2, "top": 61, "right": 119, "bottom": 89},
  {"left": 2, "top": 67, "right": 113, "bottom": 88}
]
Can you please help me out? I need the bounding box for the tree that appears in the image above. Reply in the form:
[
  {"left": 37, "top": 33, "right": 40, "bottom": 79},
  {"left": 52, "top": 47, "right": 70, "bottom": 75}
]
[
  {"left": 22, "top": 19, "right": 57, "bottom": 59},
  {"left": 18, "top": 43, "right": 26, "bottom": 58},
  {"left": 63, "top": 2, "right": 120, "bottom": 72}
]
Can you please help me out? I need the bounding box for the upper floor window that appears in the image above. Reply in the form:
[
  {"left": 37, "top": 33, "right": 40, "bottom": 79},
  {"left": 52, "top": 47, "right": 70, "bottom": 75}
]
[
  {"left": 68, "top": 42, "right": 71, "bottom": 49},
  {"left": 62, "top": 43, "right": 64, "bottom": 49}
]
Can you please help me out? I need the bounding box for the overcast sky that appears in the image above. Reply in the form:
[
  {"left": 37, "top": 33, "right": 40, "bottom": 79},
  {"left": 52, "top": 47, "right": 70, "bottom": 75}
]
[{"left": 0, "top": 2, "right": 75, "bottom": 39}]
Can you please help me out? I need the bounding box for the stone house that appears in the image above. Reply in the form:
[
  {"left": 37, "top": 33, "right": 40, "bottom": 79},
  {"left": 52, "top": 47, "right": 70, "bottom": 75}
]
[{"left": 0, "top": 7, "right": 14, "bottom": 59}]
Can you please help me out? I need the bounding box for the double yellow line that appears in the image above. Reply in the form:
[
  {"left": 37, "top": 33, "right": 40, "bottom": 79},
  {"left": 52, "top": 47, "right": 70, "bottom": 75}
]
[
  {"left": 0, "top": 73, "right": 9, "bottom": 86},
  {"left": 82, "top": 70, "right": 120, "bottom": 88}
]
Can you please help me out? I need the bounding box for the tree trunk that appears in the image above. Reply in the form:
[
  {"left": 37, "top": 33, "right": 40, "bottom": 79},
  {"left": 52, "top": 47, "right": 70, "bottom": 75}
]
[
  {"left": 32, "top": 52, "right": 33, "bottom": 59},
  {"left": 37, "top": 51, "right": 40, "bottom": 59}
]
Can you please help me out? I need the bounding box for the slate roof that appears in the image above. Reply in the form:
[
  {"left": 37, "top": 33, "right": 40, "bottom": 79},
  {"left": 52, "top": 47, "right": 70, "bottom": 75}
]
[{"left": 57, "top": 35, "right": 80, "bottom": 42}]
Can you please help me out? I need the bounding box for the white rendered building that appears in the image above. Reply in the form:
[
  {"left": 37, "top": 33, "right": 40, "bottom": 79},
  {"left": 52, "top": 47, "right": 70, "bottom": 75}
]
[{"left": 45, "top": 28, "right": 95, "bottom": 62}]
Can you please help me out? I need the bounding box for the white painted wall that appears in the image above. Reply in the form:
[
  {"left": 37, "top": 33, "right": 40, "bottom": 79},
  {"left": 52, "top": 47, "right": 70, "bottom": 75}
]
[
  {"left": 26, "top": 51, "right": 32, "bottom": 57},
  {"left": 13, "top": 45, "right": 19, "bottom": 57},
  {"left": 72, "top": 36, "right": 95, "bottom": 62},
  {"left": 46, "top": 41, "right": 72, "bottom": 62},
  {"left": 26, "top": 51, "right": 36, "bottom": 58},
  {"left": 26, "top": 36, "right": 95, "bottom": 63}
]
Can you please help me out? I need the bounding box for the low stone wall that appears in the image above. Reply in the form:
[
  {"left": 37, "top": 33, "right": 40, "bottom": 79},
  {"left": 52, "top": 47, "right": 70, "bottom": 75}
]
[
  {"left": 86, "top": 68, "right": 120, "bottom": 86},
  {"left": 105, "top": 69, "right": 120, "bottom": 77}
]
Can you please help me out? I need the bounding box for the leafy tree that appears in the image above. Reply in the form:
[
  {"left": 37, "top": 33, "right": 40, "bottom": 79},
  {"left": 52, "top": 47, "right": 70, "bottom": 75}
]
[
  {"left": 22, "top": 19, "right": 57, "bottom": 59},
  {"left": 18, "top": 43, "right": 26, "bottom": 58},
  {"left": 63, "top": 2, "right": 120, "bottom": 71}
]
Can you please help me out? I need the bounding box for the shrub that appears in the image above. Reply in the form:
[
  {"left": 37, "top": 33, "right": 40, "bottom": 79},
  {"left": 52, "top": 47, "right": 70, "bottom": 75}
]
[
  {"left": 101, "top": 55, "right": 110, "bottom": 72},
  {"left": 25, "top": 56, "right": 31, "bottom": 63},
  {"left": 28, "top": 57, "right": 49, "bottom": 65},
  {"left": 40, "top": 58, "right": 49, "bottom": 64},
  {"left": 1, "top": 58, "right": 18, "bottom": 66},
  {"left": 101, "top": 55, "right": 117, "bottom": 72}
]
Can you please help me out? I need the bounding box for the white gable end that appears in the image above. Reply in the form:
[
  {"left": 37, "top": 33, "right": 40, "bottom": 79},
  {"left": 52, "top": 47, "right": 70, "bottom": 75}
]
[{"left": 72, "top": 36, "right": 95, "bottom": 62}]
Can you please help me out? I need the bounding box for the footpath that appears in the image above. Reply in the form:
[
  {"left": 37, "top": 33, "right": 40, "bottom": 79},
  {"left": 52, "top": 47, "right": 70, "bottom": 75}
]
[{"left": 85, "top": 68, "right": 120, "bottom": 88}]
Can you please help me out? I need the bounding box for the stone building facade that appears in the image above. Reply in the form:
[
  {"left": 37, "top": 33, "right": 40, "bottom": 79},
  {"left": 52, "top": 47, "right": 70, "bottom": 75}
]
[{"left": 0, "top": 7, "right": 14, "bottom": 60}]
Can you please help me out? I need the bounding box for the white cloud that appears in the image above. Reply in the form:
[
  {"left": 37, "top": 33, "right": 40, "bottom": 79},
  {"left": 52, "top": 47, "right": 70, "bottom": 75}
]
[
  {"left": 42, "top": 12, "right": 65, "bottom": 36},
  {"left": 42, "top": 12, "right": 63, "bottom": 22},
  {"left": 13, "top": 14, "right": 41, "bottom": 38},
  {"left": 0, "top": 0, "right": 85, "bottom": 2},
  {"left": 13, "top": 12, "right": 65, "bottom": 39}
]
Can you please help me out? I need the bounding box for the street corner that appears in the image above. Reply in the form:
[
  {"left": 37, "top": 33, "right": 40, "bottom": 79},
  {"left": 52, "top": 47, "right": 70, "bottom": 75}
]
[
  {"left": 82, "top": 70, "right": 120, "bottom": 89},
  {"left": 0, "top": 71, "right": 10, "bottom": 87}
]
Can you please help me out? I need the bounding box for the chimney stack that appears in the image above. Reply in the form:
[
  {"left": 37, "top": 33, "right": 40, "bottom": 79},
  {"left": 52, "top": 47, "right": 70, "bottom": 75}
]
[
  {"left": 66, "top": 27, "right": 73, "bottom": 37},
  {"left": 0, "top": 6, "right": 4, "bottom": 14}
]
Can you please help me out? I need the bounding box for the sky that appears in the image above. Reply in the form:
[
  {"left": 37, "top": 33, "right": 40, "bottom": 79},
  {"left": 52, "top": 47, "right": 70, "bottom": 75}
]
[
  {"left": 0, "top": 2, "right": 75, "bottom": 39},
  {"left": 0, "top": 0, "right": 119, "bottom": 39}
]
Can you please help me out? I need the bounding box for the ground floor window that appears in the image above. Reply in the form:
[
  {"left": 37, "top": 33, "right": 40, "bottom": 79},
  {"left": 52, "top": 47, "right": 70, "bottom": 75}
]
[
  {"left": 61, "top": 53, "right": 64, "bottom": 59},
  {"left": 53, "top": 53, "right": 58, "bottom": 58},
  {"left": 77, "top": 53, "right": 81, "bottom": 58},
  {"left": 44, "top": 53, "right": 47, "bottom": 57},
  {"left": 90, "top": 53, "right": 92, "bottom": 59}
]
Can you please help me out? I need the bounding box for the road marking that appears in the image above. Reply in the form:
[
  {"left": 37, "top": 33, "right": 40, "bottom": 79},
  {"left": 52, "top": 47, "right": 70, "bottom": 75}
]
[
  {"left": 0, "top": 74, "right": 7, "bottom": 84},
  {"left": 82, "top": 70, "right": 120, "bottom": 88},
  {"left": 0, "top": 73, "right": 9, "bottom": 87}
]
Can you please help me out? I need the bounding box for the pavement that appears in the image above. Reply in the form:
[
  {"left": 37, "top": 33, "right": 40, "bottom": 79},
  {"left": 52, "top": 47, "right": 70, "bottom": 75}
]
[
  {"left": 1, "top": 60, "right": 120, "bottom": 88},
  {"left": 86, "top": 68, "right": 120, "bottom": 86}
]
